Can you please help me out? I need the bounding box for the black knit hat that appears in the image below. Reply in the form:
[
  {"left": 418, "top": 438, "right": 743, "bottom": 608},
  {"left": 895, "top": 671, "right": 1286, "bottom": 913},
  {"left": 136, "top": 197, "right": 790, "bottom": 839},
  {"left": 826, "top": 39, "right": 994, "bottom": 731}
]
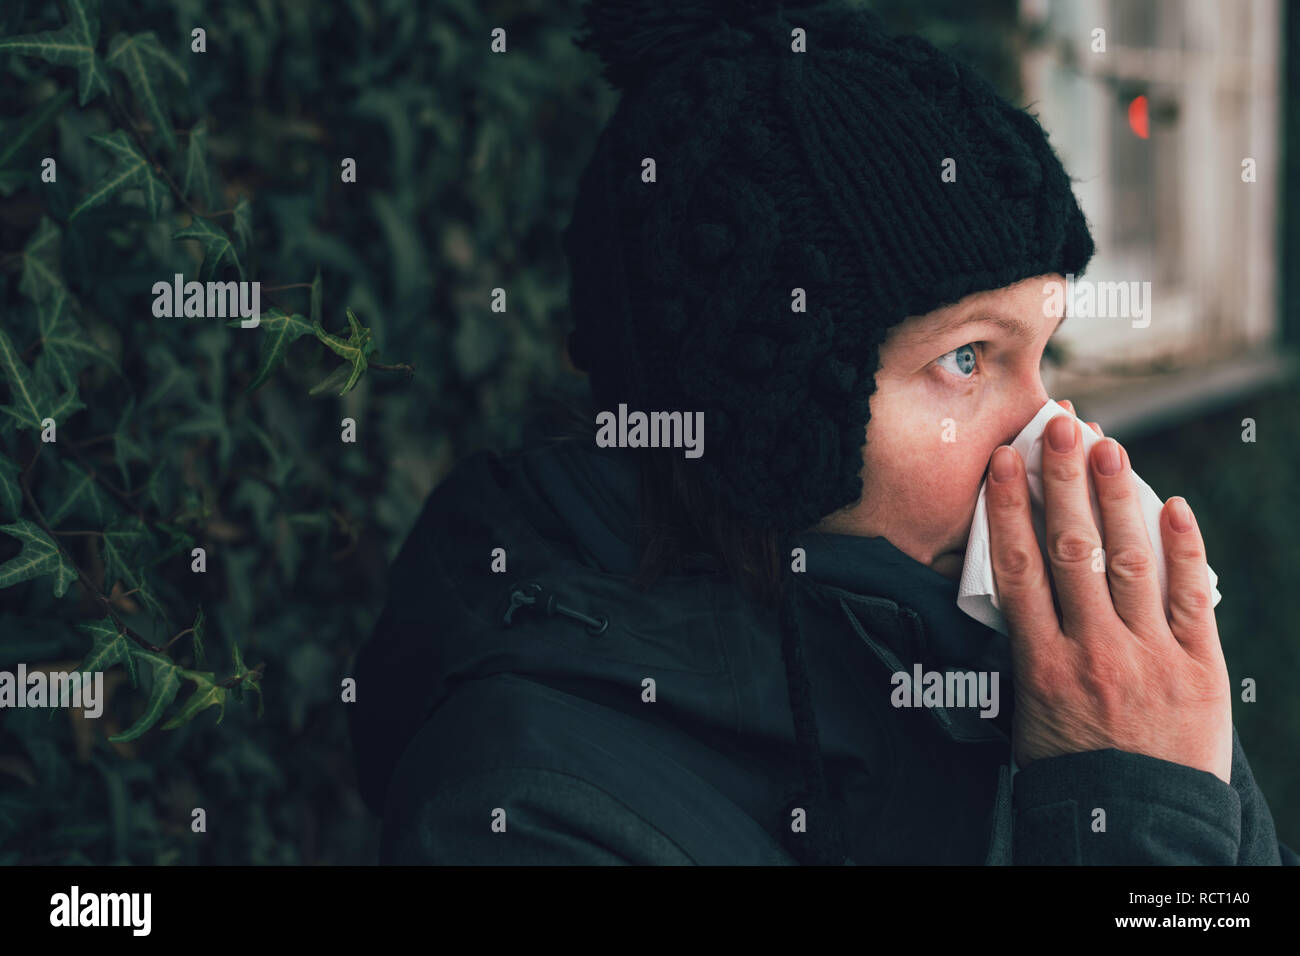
[{"left": 563, "top": 0, "right": 1095, "bottom": 865}]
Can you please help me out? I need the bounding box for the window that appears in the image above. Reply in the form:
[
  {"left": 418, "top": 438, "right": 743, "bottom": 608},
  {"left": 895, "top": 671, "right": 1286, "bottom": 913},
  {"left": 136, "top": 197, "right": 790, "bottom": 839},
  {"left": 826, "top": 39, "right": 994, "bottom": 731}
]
[{"left": 1019, "top": 0, "right": 1286, "bottom": 432}]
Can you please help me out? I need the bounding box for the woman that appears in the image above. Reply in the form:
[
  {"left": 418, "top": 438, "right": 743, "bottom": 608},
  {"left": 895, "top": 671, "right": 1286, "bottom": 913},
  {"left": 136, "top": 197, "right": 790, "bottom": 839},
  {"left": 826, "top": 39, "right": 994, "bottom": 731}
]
[{"left": 349, "top": 0, "right": 1295, "bottom": 865}]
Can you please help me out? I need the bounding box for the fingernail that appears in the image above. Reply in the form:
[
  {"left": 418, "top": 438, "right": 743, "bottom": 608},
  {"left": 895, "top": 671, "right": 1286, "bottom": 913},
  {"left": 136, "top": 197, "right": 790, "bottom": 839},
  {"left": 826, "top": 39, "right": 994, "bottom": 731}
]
[
  {"left": 1047, "top": 414, "right": 1076, "bottom": 453},
  {"left": 1093, "top": 438, "right": 1121, "bottom": 476},
  {"left": 1169, "top": 497, "right": 1193, "bottom": 532},
  {"left": 991, "top": 446, "right": 1017, "bottom": 482}
]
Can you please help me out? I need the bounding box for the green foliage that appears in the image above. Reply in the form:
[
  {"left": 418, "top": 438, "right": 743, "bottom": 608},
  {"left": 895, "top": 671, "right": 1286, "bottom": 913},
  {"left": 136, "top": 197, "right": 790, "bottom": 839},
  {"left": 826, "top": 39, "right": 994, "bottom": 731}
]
[
  {"left": 77, "top": 616, "right": 138, "bottom": 687},
  {"left": 35, "top": 285, "right": 119, "bottom": 390},
  {"left": 311, "top": 309, "right": 375, "bottom": 396},
  {"left": 0, "top": 454, "right": 21, "bottom": 519},
  {"left": 0, "top": 328, "right": 53, "bottom": 428},
  {"left": 69, "top": 130, "right": 166, "bottom": 220},
  {"left": 0, "top": 519, "right": 78, "bottom": 596},
  {"left": 18, "top": 216, "right": 64, "bottom": 301},
  {"left": 0, "top": 0, "right": 110, "bottom": 106},
  {"left": 110, "top": 647, "right": 183, "bottom": 743},
  {"left": 0, "top": 88, "right": 73, "bottom": 170},
  {"left": 173, "top": 215, "right": 242, "bottom": 280},
  {"left": 105, "top": 32, "right": 187, "bottom": 153},
  {"left": 181, "top": 122, "right": 211, "bottom": 209},
  {"left": 231, "top": 309, "right": 313, "bottom": 393},
  {"left": 0, "top": 0, "right": 466, "bottom": 865}
]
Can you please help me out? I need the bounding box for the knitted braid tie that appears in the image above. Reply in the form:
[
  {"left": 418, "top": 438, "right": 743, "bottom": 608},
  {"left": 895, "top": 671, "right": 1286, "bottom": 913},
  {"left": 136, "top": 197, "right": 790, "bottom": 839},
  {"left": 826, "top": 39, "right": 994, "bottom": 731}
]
[{"left": 777, "top": 539, "right": 853, "bottom": 865}]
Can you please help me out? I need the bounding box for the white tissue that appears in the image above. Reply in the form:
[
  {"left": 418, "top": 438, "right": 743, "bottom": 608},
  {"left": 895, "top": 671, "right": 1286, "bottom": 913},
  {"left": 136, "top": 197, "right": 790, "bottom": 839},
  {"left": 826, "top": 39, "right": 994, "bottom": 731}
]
[{"left": 956, "top": 399, "right": 1221, "bottom": 635}]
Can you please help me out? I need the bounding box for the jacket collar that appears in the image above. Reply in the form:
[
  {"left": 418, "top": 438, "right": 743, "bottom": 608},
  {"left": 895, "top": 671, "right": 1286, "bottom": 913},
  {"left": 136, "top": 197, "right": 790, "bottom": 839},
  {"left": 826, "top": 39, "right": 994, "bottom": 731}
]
[
  {"left": 794, "top": 529, "right": 1005, "bottom": 671},
  {"left": 795, "top": 529, "right": 1014, "bottom": 744}
]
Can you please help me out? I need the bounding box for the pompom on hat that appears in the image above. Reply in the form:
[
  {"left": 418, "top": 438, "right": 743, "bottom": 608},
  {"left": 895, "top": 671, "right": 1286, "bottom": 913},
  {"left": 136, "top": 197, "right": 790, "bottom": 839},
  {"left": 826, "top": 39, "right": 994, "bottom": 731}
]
[{"left": 561, "top": 0, "right": 1096, "bottom": 866}]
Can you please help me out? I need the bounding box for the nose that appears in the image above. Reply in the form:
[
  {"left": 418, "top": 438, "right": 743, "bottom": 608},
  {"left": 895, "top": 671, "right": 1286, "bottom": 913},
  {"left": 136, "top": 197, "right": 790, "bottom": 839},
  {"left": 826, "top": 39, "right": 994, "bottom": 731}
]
[
  {"left": 1026, "top": 376, "right": 1051, "bottom": 416},
  {"left": 1001, "top": 375, "right": 1052, "bottom": 447}
]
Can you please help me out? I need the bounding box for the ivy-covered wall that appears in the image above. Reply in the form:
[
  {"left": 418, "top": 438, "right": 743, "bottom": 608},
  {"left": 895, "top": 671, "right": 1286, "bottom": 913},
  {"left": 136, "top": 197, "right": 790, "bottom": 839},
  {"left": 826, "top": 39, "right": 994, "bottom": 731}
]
[{"left": 0, "top": 0, "right": 611, "bottom": 865}]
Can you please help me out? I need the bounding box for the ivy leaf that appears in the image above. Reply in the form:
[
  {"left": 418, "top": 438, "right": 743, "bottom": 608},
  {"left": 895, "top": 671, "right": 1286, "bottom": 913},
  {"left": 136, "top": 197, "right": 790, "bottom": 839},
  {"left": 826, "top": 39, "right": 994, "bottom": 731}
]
[
  {"left": 0, "top": 88, "right": 73, "bottom": 170},
  {"left": 307, "top": 362, "right": 353, "bottom": 398},
  {"left": 232, "top": 197, "right": 252, "bottom": 254},
  {"left": 131, "top": 569, "right": 171, "bottom": 631},
  {"left": 34, "top": 285, "right": 119, "bottom": 391},
  {"left": 100, "top": 516, "right": 148, "bottom": 591},
  {"left": 228, "top": 308, "right": 313, "bottom": 392},
  {"left": 231, "top": 641, "right": 263, "bottom": 718},
  {"left": 191, "top": 606, "right": 206, "bottom": 669},
  {"left": 311, "top": 309, "right": 374, "bottom": 396},
  {"left": 109, "top": 648, "right": 182, "bottom": 742},
  {"left": 106, "top": 32, "right": 188, "bottom": 153},
  {"left": 173, "top": 216, "right": 243, "bottom": 281},
  {"left": 0, "top": 327, "right": 47, "bottom": 430},
  {"left": 0, "top": 520, "right": 77, "bottom": 597},
  {"left": 310, "top": 268, "right": 322, "bottom": 327},
  {"left": 0, "top": 0, "right": 111, "bottom": 106},
  {"left": 69, "top": 130, "right": 166, "bottom": 221},
  {"left": 46, "top": 389, "right": 86, "bottom": 427},
  {"left": 0, "top": 327, "right": 82, "bottom": 430},
  {"left": 18, "top": 217, "right": 63, "bottom": 304},
  {"left": 152, "top": 521, "right": 196, "bottom": 564},
  {"left": 0, "top": 453, "right": 21, "bottom": 521},
  {"left": 44, "top": 460, "right": 114, "bottom": 528},
  {"left": 112, "top": 395, "right": 150, "bottom": 490},
  {"left": 160, "top": 669, "right": 226, "bottom": 730},
  {"left": 76, "top": 616, "right": 138, "bottom": 689},
  {"left": 181, "top": 121, "right": 213, "bottom": 209}
]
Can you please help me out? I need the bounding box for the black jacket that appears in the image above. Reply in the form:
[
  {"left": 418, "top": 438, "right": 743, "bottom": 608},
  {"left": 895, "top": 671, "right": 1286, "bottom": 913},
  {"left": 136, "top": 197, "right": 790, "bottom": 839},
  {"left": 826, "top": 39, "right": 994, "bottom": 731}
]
[{"left": 349, "top": 434, "right": 1298, "bottom": 865}]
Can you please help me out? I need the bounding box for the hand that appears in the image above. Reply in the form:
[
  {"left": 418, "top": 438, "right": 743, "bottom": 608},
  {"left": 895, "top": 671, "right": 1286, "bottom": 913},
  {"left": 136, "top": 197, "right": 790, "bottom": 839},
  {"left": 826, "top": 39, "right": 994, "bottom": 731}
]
[{"left": 986, "top": 400, "right": 1233, "bottom": 784}]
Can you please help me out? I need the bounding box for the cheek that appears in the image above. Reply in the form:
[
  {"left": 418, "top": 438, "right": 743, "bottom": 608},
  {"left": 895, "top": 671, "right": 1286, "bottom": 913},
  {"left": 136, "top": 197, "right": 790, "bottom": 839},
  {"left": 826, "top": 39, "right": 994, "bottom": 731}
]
[{"left": 865, "top": 414, "right": 996, "bottom": 517}]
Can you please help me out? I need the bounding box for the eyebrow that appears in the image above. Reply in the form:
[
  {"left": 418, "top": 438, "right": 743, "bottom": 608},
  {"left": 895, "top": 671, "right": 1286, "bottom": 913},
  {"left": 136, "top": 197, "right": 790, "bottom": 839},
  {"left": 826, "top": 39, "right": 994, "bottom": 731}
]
[{"left": 902, "top": 310, "right": 1068, "bottom": 349}]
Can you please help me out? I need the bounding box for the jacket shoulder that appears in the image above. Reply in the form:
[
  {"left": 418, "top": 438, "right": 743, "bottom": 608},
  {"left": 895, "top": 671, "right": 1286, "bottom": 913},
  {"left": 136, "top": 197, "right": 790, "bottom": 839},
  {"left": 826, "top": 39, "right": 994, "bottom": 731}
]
[{"left": 379, "top": 672, "right": 795, "bottom": 865}]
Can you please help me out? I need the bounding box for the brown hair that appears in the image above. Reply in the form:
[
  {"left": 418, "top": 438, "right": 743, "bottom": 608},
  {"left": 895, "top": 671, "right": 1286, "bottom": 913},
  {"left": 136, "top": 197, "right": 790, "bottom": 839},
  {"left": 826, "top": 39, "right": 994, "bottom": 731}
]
[{"left": 529, "top": 381, "right": 788, "bottom": 611}]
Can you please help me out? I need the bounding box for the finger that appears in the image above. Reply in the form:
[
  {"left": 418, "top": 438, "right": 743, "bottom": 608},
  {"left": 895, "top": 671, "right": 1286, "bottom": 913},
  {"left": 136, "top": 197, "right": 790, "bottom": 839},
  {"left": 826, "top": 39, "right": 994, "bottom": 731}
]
[
  {"left": 1161, "top": 496, "right": 1220, "bottom": 658},
  {"left": 1088, "top": 439, "right": 1166, "bottom": 638},
  {"left": 1041, "top": 413, "right": 1116, "bottom": 638},
  {"left": 1057, "top": 400, "right": 1102, "bottom": 437},
  {"left": 985, "top": 445, "right": 1060, "bottom": 665}
]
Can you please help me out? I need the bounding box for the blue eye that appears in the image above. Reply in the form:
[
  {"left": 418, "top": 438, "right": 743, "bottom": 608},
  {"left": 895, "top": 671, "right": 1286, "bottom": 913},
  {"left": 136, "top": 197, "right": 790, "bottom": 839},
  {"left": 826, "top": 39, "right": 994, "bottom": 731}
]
[{"left": 937, "top": 343, "right": 979, "bottom": 379}]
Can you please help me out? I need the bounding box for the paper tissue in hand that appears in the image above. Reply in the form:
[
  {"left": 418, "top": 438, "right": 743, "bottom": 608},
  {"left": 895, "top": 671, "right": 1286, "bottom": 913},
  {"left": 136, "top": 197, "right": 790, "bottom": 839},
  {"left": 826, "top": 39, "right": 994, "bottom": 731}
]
[{"left": 956, "top": 399, "right": 1222, "bottom": 635}]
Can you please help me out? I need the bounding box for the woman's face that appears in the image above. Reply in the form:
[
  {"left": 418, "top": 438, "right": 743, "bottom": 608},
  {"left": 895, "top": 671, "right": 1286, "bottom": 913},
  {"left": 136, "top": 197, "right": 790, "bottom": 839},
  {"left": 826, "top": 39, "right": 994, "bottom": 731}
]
[{"left": 814, "top": 273, "right": 1068, "bottom": 581}]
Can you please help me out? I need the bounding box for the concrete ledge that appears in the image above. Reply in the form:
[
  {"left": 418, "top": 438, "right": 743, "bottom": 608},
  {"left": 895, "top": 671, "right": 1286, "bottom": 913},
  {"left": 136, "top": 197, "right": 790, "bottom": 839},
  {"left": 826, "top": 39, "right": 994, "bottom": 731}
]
[{"left": 1055, "top": 346, "right": 1300, "bottom": 441}]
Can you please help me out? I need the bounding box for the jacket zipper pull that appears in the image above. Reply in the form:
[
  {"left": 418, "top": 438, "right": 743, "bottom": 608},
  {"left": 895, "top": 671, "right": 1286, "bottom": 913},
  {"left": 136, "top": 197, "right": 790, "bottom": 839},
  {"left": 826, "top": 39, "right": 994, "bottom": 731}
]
[
  {"left": 503, "top": 582, "right": 609, "bottom": 635},
  {"left": 503, "top": 583, "right": 542, "bottom": 625}
]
